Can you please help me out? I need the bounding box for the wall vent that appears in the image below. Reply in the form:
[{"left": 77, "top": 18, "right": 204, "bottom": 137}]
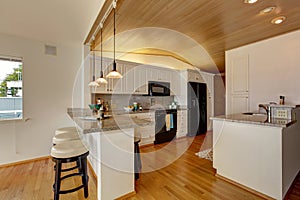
[{"left": 44, "top": 45, "right": 57, "bottom": 56}]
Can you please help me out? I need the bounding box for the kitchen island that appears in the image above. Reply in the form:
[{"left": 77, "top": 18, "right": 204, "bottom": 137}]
[
  {"left": 211, "top": 108, "right": 300, "bottom": 199},
  {"left": 67, "top": 108, "right": 152, "bottom": 200}
]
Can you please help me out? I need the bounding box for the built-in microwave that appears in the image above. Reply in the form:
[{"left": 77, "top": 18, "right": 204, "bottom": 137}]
[{"left": 148, "top": 81, "right": 170, "bottom": 96}]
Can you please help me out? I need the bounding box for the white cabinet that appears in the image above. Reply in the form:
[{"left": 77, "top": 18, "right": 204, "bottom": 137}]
[
  {"left": 147, "top": 67, "right": 171, "bottom": 82},
  {"left": 111, "top": 64, "right": 125, "bottom": 94},
  {"left": 187, "top": 70, "right": 204, "bottom": 83},
  {"left": 170, "top": 70, "right": 182, "bottom": 96},
  {"left": 124, "top": 64, "right": 135, "bottom": 94},
  {"left": 201, "top": 72, "right": 215, "bottom": 130},
  {"left": 130, "top": 112, "right": 155, "bottom": 146},
  {"left": 231, "top": 55, "right": 249, "bottom": 94},
  {"left": 226, "top": 53, "right": 250, "bottom": 114},
  {"left": 177, "top": 110, "right": 188, "bottom": 138},
  {"left": 230, "top": 95, "right": 249, "bottom": 114},
  {"left": 134, "top": 66, "right": 148, "bottom": 94}
]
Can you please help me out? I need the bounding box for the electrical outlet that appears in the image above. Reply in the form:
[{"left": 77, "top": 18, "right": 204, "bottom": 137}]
[{"left": 276, "top": 110, "right": 288, "bottom": 119}]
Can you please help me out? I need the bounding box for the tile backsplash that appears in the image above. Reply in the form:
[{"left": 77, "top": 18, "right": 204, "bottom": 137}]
[{"left": 94, "top": 94, "right": 174, "bottom": 110}]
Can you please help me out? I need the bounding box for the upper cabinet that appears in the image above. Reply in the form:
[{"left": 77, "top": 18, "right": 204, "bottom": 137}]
[
  {"left": 231, "top": 55, "right": 249, "bottom": 94},
  {"left": 147, "top": 67, "right": 171, "bottom": 82},
  {"left": 134, "top": 66, "right": 148, "bottom": 94},
  {"left": 226, "top": 53, "right": 249, "bottom": 114},
  {"left": 187, "top": 70, "right": 204, "bottom": 83},
  {"left": 93, "top": 59, "right": 174, "bottom": 95}
]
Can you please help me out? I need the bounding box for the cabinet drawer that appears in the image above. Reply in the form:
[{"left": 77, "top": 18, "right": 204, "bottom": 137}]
[{"left": 140, "top": 136, "right": 155, "bottom": 146}]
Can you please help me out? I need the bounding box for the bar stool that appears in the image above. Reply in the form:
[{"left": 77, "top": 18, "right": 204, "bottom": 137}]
[
  {"left": 134, "top": 136, "right": 142, "bottom": 180},
  {"left": 55, "top": 127, "right": 79, "bottom": 135},
  {"left": 52, "top": 132, "right": 80, "bottom": 145},
  {"left": 51, "top": 140, "right": 89, "bottom": 200}
]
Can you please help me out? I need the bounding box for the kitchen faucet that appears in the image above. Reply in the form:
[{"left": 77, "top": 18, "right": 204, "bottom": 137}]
[
  {"left": 259, "top": 104, "right": 269, "bottom": 113},
  {"left": 259, "top": 104, "right": 271, "bottom": 122}
]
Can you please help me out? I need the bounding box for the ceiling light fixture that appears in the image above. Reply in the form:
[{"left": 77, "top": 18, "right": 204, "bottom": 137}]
[
  {"left": 106, "top": 0, "right": 123, "bottom": 79},
  {"left": 271, "top": 16, "right": 286, "bottom": 24},
  {"left": 260, "top": 6, "right": 276, "bottom": 14},
  {"left": 96, "top": 25, "right": 108, "bottom": 84},
  {"left": 244, "top": 0, "right": 258, "bottom": 4},
  {"left": 88, "top": 50, "right": 100, "bottom": 87}
]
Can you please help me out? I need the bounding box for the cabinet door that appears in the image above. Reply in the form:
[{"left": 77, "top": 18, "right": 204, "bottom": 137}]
[
  {"left": 124, "top": 64, "right": 135, "bottom": 94},
  {"left": 194, "top": 72, "right": 203, "bottom": 83},
  {"left": 177, "top": 110, "right": 187, "bottom": 137},
  {"left": 170, "top": 70, "right": 181, "bottom": 96},
  {"left": 201, "top": 72, "right": 213, "bottom": 96},
  {"left": 159, "top": 69, "right": 171, "bottom": 82},
  {"left": 134, "top": 66, "right": 147, "bottom": 94},
  {"left": 231, "top": 55, "right": 249, "bottom": 94},
  {"left": 188, "top": 71, "right": 203, "bottom": 83},
  {"left": 112, "top": 64, "right": 124, "bottom": 93},
  {"left": 207, "top": 96, "right": 213, "bottom": 130},
  {"left": 230, "top": 95, "right": 249, "bottom": 114}
]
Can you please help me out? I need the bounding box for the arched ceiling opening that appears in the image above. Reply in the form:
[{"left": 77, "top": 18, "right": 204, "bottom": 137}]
[{"left": 86, "top": 0, "right": 300, "bottom": 74}]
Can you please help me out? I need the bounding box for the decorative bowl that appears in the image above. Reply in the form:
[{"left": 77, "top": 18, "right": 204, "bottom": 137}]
[{"left": 123, "top": 107, "right": 132, "bottom": 112}]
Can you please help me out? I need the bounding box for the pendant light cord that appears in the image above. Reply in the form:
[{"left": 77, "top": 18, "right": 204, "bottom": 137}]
[
  {"left": 101, "top": 28, "right": 103, "bottom": 74},
  {"left": 113, "top": 6, "right": 116, "bottom": 63},
  {"left": 93, "top": 51, "right": 95, "bottom": 80}
]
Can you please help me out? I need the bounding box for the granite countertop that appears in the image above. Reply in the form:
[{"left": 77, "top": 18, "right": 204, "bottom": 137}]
[
  {"left": 67, "top": 108, "right": 153, "bottom": 133},
  {"left": 211, "top": 113, "right": 296, "bottom": 128}
]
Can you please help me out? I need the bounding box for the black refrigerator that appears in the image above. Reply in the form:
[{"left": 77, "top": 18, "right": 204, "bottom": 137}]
[{"left": 187, "top": 82, "right": 207, "bottom": 136}]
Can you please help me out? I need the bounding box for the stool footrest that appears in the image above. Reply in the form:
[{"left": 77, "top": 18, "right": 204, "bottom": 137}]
[
  {"left": 61, "top": 173, "right": 84, "bottom": 181},
  {"left": 59, "top": 185, "right": 85, "bottom": 194},
  {"left": 61, "top": 165, "right": 79, "bottom": 172}
]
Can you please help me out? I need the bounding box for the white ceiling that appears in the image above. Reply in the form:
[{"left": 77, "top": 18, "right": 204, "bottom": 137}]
[{"left": 0, "top": 0, "right": 104, "bottom": 45}]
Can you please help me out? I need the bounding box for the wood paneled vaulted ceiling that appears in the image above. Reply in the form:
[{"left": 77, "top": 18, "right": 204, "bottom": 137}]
[{"left": 85, "top": 0, "right": 300, "bottom": 73}]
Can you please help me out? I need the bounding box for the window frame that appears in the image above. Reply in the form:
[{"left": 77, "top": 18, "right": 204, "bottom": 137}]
[{"left": 0, "top": 55, "right": 23, "bottom": 121}]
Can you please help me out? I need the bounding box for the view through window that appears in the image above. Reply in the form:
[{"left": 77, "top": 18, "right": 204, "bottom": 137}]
[{"left": 0, "top": 56, "right": 23, "bottom": 120}]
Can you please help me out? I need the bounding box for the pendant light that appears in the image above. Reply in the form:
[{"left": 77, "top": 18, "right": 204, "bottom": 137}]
[
  {"left": 88, "top": 50, "right": 99, "bottom": 87},
  {"left": 96, "top": 25, "right": 108, "bottom": 84},
  {"left": 106, "top": 0, "right": 123, "bottom": 79}
]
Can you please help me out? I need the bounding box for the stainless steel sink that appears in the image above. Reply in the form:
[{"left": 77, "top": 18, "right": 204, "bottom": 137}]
[{"left": 242, "top": 112, "right": 266, "bottom": 116}]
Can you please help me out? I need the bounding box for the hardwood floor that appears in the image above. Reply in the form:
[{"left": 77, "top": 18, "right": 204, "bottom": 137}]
[
  {"left": 0, "top": 157, "right": 97, "bottom": 200},
  {"left": 0, "top": 134, "right": 299, "bottom": 200}
]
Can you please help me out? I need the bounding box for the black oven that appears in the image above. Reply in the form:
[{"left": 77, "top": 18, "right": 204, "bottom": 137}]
[
  {"left": 148, "top": 81, "right": 170, "bottom": 96},
  {"left": 154, "top": 109, "right": 177, "bottom": 144}
]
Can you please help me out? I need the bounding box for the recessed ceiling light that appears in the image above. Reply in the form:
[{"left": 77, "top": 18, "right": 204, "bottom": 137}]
[
  {"left": 260, "top": 6, "right": 276, "bottom": 14},
  {"left": 271, "top": 16, "right": 286, "bottom": 24},
  {"left": 244, "top": 0, "right": 258, "bottom": 4}
]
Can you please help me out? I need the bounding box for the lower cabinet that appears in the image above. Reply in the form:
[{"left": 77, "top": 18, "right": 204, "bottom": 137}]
[
  {"left": 177, "top": 110, "right": 188, "bottom": 138},
  {"left": 131, "top": 112, "right": 155, "bottom": 146}
]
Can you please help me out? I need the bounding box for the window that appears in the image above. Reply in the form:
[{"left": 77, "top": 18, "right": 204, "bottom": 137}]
[{"left": 0, "top": 55, "right": 23, "bottom": 120}]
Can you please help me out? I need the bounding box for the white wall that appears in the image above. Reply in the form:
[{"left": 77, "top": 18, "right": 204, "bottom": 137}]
[
  {"left": 227, "top": 30, "right": 300, "bottom": 111},
  {"left": 0, "top": 33, "right": 85, "bottom": 165}
]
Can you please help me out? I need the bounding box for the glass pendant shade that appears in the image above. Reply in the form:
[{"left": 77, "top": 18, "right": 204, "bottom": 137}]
[
  {"left": 88, "top": 79, "right": 99, "bottom": 87},
  {"left": 106, "top": 62, "right": 123, "bottom": 78},
  {"left": 96, "top": 71, "right": 108, "bottom": 84}
]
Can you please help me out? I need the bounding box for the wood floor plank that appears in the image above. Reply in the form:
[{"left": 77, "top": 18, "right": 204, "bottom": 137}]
[{"left": 0, "top": 134, "right": 299, "bottom": 200}]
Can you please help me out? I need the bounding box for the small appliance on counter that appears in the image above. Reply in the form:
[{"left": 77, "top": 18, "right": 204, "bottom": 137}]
[{"left": 168, "top": 101, "right": 177, "bottom": 109}]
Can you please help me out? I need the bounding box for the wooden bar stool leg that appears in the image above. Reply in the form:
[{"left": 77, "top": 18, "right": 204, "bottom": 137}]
[
  {"left": 81, "top": 157, "right": 89, "bottom": 198},
  {"left": 54, "top": 161, "right": 62, "bottom": 200}
]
